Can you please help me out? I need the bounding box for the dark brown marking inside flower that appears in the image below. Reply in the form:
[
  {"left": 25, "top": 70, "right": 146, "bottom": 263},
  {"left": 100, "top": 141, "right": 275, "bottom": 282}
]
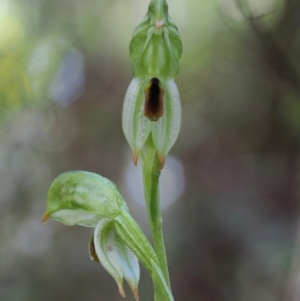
[
  {"left": 144, "top": 77, "right": 164, "bottom": 121},
  {"left": 89, "top": 235, "right": 99, "bottom": 262}
]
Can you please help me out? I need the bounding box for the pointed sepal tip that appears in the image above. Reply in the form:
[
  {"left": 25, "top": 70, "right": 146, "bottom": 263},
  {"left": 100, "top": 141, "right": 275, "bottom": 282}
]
[
  {"left": 133, "top": 152, "right": 140, "bottom": 166},
  {"left": 131, "top": 287, "right": 139, "bottom": 301},
  {"left": 118, "top": 284, "right": 126, "bottom": 298},
  {"left": 42, "top": 212, "right": 49, "bottom": 223},
  {"left": 159, "top": 155, "right": 166, "bottom": 170}
]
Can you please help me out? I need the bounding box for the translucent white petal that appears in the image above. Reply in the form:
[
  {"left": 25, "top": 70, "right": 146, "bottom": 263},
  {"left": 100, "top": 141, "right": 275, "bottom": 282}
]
[
  {"left": 94, "top": 219, "right": 140, "bottom": 300},
  {"left": 50, "top": 209, "right": 100, "bottom": 227},
  {"left": 122, "top": 78, "right": 151, "bottom": 158},
  {"left": 94, "top": 219, "right": 124, "bottom": 296}
]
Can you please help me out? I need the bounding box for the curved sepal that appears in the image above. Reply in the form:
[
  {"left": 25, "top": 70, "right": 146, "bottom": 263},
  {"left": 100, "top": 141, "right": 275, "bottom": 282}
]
[
  {"left": 151, "top": 80, "right": 181, "bottom": 168},
  {"left": 94, "top": 218, "right": 140, "bottom": 300},
  {"left": 122, "top": 78, "right": 152, "bottom": 164},
  {"left": 43, "top": 171, "right": 127, "bottom": 227}
]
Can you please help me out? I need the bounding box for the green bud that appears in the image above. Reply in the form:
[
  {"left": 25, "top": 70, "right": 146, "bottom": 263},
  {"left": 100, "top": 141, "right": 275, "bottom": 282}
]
[
  {"left": 93, "top": 218, "right": 140, "bottom": 301},
  {"left": 130, "top": 0, "right": 182, "bottom": 79},
  {"left": 43, "top": 171, "right": 127, "bottom": 227},
  {"left": 122, "top": 77, "right": 181, "bottom": 168}
]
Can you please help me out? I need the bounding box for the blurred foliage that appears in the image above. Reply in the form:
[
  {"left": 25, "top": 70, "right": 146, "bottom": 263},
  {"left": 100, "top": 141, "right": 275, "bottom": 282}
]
[{"left": 1, "top": 0, "right": 300, "bottom": 301}]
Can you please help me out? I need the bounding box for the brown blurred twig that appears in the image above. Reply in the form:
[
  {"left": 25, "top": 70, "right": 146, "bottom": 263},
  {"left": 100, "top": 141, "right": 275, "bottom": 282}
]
[{"left": 234, "top": 0, "right": 300, "bottom": 95}]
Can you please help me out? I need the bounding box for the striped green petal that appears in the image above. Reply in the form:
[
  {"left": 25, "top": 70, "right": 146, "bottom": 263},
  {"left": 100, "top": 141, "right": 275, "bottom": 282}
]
[
  {"left": 94, "top": 219, "right": 140, "bottom": 300},
  {"left": 122, "top": 78, "right": 151, "bottom": 165},
  {"left": 151, "top": 80, "right": 181, "bottom": 168}
]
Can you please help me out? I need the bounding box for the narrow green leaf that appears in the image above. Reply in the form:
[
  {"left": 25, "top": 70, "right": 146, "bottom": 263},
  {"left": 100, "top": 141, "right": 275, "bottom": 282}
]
[
  {"left": 114, "top": 212, "right": 159, "bottom": 275},
  {"left": 151, "top": 259, "right": 174, "bottom": 301}
]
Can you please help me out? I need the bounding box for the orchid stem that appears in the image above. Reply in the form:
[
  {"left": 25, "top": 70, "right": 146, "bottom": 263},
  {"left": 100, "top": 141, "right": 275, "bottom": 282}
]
[{"left": 141, "top": 134, "right": 171, "bottom": 288}]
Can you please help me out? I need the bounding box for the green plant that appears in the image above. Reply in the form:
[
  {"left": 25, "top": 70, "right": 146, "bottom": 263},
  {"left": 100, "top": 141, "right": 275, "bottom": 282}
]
[{"left": 42, "top": 0, "right": 182, "bottom": 300}]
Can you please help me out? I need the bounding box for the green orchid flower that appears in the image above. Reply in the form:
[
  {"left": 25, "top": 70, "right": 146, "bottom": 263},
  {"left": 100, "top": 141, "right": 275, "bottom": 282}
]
[
  {"left": 122, "top": 77, "right": 181, "bottom": 168},
  {"left": 42, "top": 171, "right": 173, "bottom": 301},
  {"left": 122, "top": 0, "right": 182, "bottom": 168},
  {"left": 43, "top": 1, "right": 182, "bottom": 300}
]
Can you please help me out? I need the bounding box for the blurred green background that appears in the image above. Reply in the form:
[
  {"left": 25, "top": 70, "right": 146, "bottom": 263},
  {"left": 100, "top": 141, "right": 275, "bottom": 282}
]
[{"left": 1, "top": 0, "right": 300, "bottom": 300}]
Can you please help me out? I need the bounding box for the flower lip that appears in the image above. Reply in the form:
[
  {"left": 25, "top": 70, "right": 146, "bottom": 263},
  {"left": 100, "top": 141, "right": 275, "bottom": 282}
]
[{"left": 144, "top": 77, "right": 164, "bottom": 121}]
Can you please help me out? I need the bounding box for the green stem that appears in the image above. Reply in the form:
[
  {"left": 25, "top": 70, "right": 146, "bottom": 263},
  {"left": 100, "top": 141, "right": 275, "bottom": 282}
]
[
  {"left": 115, "top": 212, "right": 174, "bottom": 301},
  {"left": 141, "top": 134, "right": 170, "bottom": 288}
]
